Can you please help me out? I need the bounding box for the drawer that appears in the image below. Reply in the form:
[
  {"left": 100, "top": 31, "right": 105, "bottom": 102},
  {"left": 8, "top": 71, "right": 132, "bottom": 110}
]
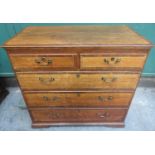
[
  {"left": 30, "top": 108, "right": 127, "bottom": 123},
  {"left": 80, "top": 54, "right": 147, "bottom": 70},
  {"left": 17, "top": 73, "right": 139, "bottom": 90},
  {"left": 24, "top": 92, "right": 133, "bottom": 107},
  {"left": 9, "top": 54, "right": 77, "bottom": 71}
]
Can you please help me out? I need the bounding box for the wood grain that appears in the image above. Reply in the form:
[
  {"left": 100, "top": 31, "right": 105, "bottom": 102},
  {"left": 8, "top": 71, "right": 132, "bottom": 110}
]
[
  {"left": 9, "top": 54, "right": 77, "bottom": 71},
  {"left": 30, "top": 108, "right": 128, "bottom": 123},
  {"left": 17, "top": 73, "right": 140, "bottom": 90},
  {"left": 4, "top": 26, "right": 152, "bottom": 47},
  {"left": 6, "top": 47, "right": 151, "bottom": 54},
  {"left": 24, "top": 92, "right": 133, "bottom": 107},
  {"left": 80, "top": 54, "right": 147, "bottom": 70},
  {"left": 3, "top": 26, "right": 152, "bottom": 127}
]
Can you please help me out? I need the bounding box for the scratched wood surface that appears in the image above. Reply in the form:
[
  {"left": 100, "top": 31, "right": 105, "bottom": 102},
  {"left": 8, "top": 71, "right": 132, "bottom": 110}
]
[
  {"left": 24, "top": 92, "right": 133, "bottom": 107},
  {"left": 4, "top": 26, "right": 151, "bottom": 47},
  {"left": 16, "top": 73, "right": 140, "bottom": 90},
  {"left": 30, "top": 108, "right": 127, "bottom": 123},
  {"left": 3, "top": 26, "right": 152, "bottom": 127}
]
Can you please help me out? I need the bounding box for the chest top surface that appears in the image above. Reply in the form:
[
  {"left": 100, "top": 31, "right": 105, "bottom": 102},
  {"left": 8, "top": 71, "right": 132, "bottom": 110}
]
[{"left": 3, "top": 26, "right": 152, "bottom": 48}]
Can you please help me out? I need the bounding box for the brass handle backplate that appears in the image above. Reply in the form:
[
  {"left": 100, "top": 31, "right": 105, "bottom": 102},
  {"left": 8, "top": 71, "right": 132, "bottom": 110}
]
[
  {"left": 101, "top": 77, "right": 117, "bottom": 83},
  {"left": 98, "top": 96, "right": 113, "bottom": 102},
  {"left": 39, "top": 77, "right": 55, "bottom": 84},
  {"left": 104, "top": 57, "right": 121, "bottom": 65},
  {"left": 42, "top": 96, "right": 61, "bottom": 102},
  {"left": 35, "top": 57, "right": 52, "bottom": 66}
]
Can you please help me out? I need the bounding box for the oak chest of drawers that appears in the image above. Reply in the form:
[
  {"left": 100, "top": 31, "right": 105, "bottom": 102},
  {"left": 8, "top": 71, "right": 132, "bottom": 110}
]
[{"left": 3, "top": 26, "right": 152, "bottom": 127}]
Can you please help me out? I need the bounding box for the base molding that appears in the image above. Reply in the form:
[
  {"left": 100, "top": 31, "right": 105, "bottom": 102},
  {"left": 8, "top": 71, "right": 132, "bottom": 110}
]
[{"left": 32, "top": 122, "right": 125, "bottom": 128}]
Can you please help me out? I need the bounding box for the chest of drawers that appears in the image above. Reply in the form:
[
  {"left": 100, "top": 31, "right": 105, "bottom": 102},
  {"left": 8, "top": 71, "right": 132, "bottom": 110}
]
[{"left": 3, "top": 26, "right": 152, "bottom": 127}]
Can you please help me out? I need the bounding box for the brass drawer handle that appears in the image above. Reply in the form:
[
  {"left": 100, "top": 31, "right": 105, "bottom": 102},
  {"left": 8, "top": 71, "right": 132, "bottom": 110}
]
[
  {"left": 35, "top": 57, "right": 52, "bottom": 66},
  {"left": 101, "top": 77, "right": 117, "bottom": 83},
  {"left": 42, "top": 96, "right": 61, "bottom": 102},
  {"left": 99, "top": 115, "right": 106, "bottom": 118},
  {"left": 39, "top": 77, "right": 55, "bottom": 84},
  {"left": 97, "top": 112, "right": 110, "bottom": 118},
  {"left": 104, "top": 57, "right": 121, "bottom": 65},
  {"left": 98, "top": 96, "right": 113, "bottom": 102},
  {"left": 42, "top": 96, "right": 50, "bottom": 101}
]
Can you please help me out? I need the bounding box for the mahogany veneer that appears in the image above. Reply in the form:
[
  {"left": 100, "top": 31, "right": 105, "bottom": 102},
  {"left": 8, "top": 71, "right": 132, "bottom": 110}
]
[{"left": 3, "top": 26, "right": 152, "bottom": 127}]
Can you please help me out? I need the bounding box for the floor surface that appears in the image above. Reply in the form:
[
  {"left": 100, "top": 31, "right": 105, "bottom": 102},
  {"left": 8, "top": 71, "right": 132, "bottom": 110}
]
[{"left": 0, "top": 86, "right": 155, "bottom": 131}]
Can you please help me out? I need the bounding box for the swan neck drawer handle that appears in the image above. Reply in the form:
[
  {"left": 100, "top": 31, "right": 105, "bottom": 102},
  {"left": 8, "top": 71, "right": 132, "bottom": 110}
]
[
  {"left": 97, "top": 112, "right": 110, "bottom": 118},
  {"left": 42, "top": 96, "right": 50, "bottom": 101},
  {"left": 101, "top": 77, "right": 117, "bottom": 83},
  {"left": 104, "top": 57, "right": 121, "bottom": 64},
  {"left": 98, "top": 96, "right": 113, "bottom": 102},
  {"left": 35, "top": 57, "right": 52, "bottom": 66},
  {"left": 42, "top": 96, "right": 61, "bottom": 102},
  {"left": 39, "top": 77, "right": 55, "bottom": 84}
]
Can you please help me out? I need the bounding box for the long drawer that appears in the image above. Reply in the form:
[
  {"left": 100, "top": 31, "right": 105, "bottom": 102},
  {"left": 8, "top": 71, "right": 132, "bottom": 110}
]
[
  {"left": 80, "top": 53, "right": 147, "bottom": 70},
  {"left": 30, "top": 108, "right": 127, "bottom": 123},
  {"left": 9, "top": 54, "right": 77, "bottom": 71},
  {"left": 24, "top": 92, "right": 133, "bottom": 107},
  {"left": 17, "top": 73, "right": 139, "bottom": 90}
]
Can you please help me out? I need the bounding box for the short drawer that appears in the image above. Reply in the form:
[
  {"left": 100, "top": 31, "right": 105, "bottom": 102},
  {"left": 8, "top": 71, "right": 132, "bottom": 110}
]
[
  {"left": 30, "top": 108, "right": 127, "bottom": 123},
  {"left": 24, "top": 92, "right": 133, "bottom": 107},
  {"left": 9, "top": 54, "right": 77, "bottom": 71},
  {"left": 17, "top": 73, "right": 139, "bottom": 90},
  {"left": 80, "top": 54, "right": 147, "bottom": 70}
]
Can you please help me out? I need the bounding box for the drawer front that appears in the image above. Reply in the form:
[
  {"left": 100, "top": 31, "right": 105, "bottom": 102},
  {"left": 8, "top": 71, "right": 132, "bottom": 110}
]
[
  {"left": 17, "top": 73, "right": 139, "bottom": 90},
  {"left": 80, "top": 54, "right": 146, "bottom": 70},
  {"left": 30, "top": 108, "right": 127, "bottom": 123},
  {"left": 10, "top": 54, "right": 77, "bottom": 70},
  {"left": 24, "top": 92, "right": 133, "bottom": 107}
]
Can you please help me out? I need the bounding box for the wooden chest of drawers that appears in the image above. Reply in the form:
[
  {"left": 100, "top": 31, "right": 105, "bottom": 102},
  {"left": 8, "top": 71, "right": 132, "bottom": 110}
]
[{"left": 3, "top": 26, "right": 152, "bottom": 127}]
